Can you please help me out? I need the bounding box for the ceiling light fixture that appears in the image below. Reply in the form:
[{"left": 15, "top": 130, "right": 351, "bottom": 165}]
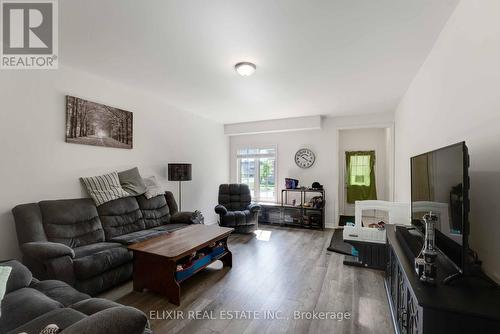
[{"left": 235, "top": 62, "right": 256, "bottom": 76}]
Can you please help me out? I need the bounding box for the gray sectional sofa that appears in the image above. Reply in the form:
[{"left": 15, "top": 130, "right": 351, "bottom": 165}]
[
  {"left": 12, "top": 191, "right": 198, "bottom": 296},
  {"left": 0, "top": 260, "right": 149, "bottom": 334}
]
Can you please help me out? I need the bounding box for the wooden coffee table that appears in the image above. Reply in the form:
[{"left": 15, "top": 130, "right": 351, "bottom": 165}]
[{"left": 128, "top": 224, "right": 234, "bottom": 305}]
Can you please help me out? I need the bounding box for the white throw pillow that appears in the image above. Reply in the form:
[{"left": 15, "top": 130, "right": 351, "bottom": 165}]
[
  {"left": 0, "top": 265, "right": 12, "bottom": 317},
  {"left": 81, "top": 171, "right": 130, "bottom": 206},
  {"left": 143, "top": 176, "right": 164, "bottom": 199}
]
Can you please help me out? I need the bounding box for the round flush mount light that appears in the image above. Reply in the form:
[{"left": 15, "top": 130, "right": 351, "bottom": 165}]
[{"left": 235, "top": 62, "right": 256, "bottom": 76}]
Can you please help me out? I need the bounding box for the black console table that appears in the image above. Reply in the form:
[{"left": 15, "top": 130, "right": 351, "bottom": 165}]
[{"left": 385, "top": 225, "right": 500, "bottom": 334}]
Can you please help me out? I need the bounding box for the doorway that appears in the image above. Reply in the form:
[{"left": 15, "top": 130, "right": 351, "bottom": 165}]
[{"left": 338, "top": 127, "right": 392, "bottom": 216}]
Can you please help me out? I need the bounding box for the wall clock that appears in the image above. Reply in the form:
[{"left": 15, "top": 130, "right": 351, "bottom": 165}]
[{"left": 295, "top": 148, "right": 315, "bottom": 168}]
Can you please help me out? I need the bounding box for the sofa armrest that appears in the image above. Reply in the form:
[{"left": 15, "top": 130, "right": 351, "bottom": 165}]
[
  {"left": 44, "top": 255, "right": 76, "bottom": 285},
  {"left": 247, "top": 203, "right": 261, "bottom": 213},
  {"left": 21, "top": 241, "right": 75, "bottom": 260},
  {"left": 214, "top": 204, "right": 228, "bottom": 216},
  {"left": 61, "top": 306, "right": 148, "bottom": 334},
  {"left": 171, "top": 212, "right": 193, "bottom": 224}
]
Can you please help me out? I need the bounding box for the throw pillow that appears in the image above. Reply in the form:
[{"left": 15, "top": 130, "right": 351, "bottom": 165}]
[
  {"left": 0, "top": 265, "right": 12, "bottom": 317},
  {"left": 18, "top": 324, "right": 60, "bottom": 334},
  {"left": 40, "top": 324, "right": 59, "bottom": 334},
  {"left": 118, "top": 167, "right": 147, "bottom": 196},
  {"left": 143, "top": 176, "right": 164, "bottom": 199},
  {"left": 81, "top": 171, "right": 130, "bottom": 206},
  {"left": 191, "top": 210, "right": 205, "bottom": 224}
]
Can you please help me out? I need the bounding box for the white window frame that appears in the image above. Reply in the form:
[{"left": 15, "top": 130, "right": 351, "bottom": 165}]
[{"left": 236, "top": 145, "right": 278, "bottom": 203}]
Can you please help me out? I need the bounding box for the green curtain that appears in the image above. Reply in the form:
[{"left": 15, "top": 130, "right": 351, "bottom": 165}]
[{"left": 346, "top": 151, "right": 377, "bottom": 203}]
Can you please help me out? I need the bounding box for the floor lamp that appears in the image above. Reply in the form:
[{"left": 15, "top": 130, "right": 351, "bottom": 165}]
[{"left": 168, "top": 163, "right": 192, "bottom": 211}]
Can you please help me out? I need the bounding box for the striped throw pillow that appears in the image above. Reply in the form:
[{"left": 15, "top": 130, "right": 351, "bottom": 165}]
[{"left": 81, "top": 172, "right": 130, "bottom": 206}]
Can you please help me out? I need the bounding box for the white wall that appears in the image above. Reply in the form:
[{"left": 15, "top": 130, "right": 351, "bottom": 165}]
[
  {"left": 0, "top": 66, "right": 229, "bottom": 260},
  {"left": 394, "top": 0, "right": 500, "bottom": 282},
  {"left": 229, "top": 112, "right": 394, "bottom": 228},
  {"left": 338, "top": 128, "right": 389, "bottom": 216}
]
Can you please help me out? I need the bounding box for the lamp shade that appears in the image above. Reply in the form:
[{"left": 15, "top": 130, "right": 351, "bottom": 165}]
[{"left": 168, "top": 163, "right": 192, "bottom": 181}]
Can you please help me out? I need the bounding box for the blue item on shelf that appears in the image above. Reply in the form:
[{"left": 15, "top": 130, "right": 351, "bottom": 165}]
[
  {"left": 175, "top": 254, "right": 212, "bottom": 281},
  {"left": 210, "top": 246, "right": 225, "bottom": 258}
]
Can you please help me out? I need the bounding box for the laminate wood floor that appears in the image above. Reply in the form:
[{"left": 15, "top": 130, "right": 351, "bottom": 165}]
[{"left": 100, "top": 226, "right": 393, "bottom": 334}]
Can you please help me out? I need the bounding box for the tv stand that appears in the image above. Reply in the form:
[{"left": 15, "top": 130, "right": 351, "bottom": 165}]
[
  {"left": 443, "top": 267, "right": 499, "bottom": 287},
  {"left": 386, "top": 225, "right": 500, "bottom": 334},
  {"left": 442, "top": 271, "right": 462, "bottom": 285}
]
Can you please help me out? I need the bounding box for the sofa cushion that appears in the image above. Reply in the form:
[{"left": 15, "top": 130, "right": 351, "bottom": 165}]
[
  {"left": 136, "top": 194, "right": 170, "bottom": 228},
  {"left": 97, "top": 197, "right": 145, "bottom": 240},
  {"left": 0, "top": 287, "right": 63, "bottom": 333},
  {"left": 218, "top": 184, "right": 252, "bottom": 211},
  {"left": 73, "top": 242, "right": 124, "bottom": 258},
  {"left": 73, "top": 246, "right": 132, "bottom": 280},
  {"left": 75, "top": 263, "right": 132, "bottom": 297},
  {"left": 109, "top": 229, "right": 169, "bottom": 245},
  {"left": 70, "top": 297, "right": 124, "bottom": 316},
  {"left": 30, "top": 280, "right": 90, "bottom": 307},
  {"left": 62, "top": 306, "right": 147, "bottom": 334},
  {"left": 39, "top": 199, "right": 105, "bottom": 248},
  {"left": 221, "top": 210, "right": 255, "bottom": 227},
  {"left": 7, "top": 308, "right": 86, "bottom": 334}
]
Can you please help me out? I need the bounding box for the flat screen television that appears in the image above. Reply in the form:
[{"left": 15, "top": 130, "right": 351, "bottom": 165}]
[{"left": 411, "top": 142, "right": 469, "bottom": 272}]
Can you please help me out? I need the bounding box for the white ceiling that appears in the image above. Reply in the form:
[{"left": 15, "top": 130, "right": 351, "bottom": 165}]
[{"left": 60, "top": 0, "right": 458, "bottom": 124}]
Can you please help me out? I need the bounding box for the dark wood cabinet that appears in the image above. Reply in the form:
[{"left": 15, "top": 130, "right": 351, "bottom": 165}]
[
  {"left": 385, "top": 225, "right": 500, "bottom": 334},
  {"left": 386, "top": 246, "right": 423, "bottom": 334}
]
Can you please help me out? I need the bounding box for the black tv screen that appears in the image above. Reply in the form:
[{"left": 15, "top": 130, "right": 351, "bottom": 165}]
[{"left": 411, "top": 142, "right": 469, "bottom": 271}]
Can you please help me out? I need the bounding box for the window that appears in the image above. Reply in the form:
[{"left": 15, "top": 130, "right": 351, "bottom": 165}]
[
  {"left": 348, "top": 154, "right": 371, "bottom": 186},
  {"left": 345, "top": 151, "right": 377, "bottom": 203},
  {"left": 237, "top": 147, "right": 276, "bottom": 202}
]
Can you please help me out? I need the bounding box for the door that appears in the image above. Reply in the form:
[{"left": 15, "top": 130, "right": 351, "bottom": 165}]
[{"left": 338, "top": 128, "right": 389, "bottom": 217}]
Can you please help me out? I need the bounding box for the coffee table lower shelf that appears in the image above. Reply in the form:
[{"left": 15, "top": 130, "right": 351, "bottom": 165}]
[
  {"left": 128, "top": 225, "right": 234, "bottom": 306},
  {"left": 175, "top": 251, "right": 231, "bottom": 283},
  {"left": 131, "top": 246, "right": 232, "bottom": 306}
]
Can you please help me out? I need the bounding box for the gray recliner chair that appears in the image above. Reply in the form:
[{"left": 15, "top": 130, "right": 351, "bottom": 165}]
[{"left": 214, "top": 184, "right": 261, "bottom": 233}]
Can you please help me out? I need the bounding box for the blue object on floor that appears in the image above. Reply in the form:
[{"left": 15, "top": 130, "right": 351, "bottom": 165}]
[{"left": 351, "top": 247, "right": 359, "bottom": 257}]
